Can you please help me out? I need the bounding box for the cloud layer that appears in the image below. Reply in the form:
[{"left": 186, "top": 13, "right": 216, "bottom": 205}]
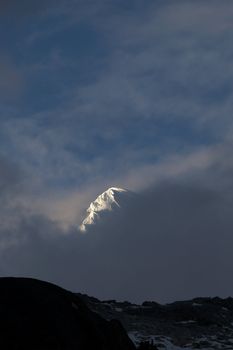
[
  {"left": 1, "top": 144, "right": 233, "bottom": 303},
  {"left": 1, "top": 1, "right": 233, "bottom": 302}
]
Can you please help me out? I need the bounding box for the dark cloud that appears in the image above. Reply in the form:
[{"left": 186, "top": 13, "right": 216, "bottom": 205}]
[
  {"left": 1, "top": 149, "right": 233, "bottom": 303},
  {"left": 77, "top": 179, "right": 233, "bottom": 303}
]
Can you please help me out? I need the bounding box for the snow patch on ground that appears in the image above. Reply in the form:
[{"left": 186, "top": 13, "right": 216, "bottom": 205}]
[
  {"left": 128, "top": 332, "right": 194, "bottom": 349},
  {"left": 128, "top": 331, "right": 233, "bottom": 350},
  {"left": 115, "top": 307, "right": 123, "bottom": 312}
]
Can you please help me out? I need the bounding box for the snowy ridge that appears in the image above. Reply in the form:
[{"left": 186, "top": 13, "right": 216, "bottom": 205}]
[{"left": 79, "top": 187, "right": 128, "bottom": 232}]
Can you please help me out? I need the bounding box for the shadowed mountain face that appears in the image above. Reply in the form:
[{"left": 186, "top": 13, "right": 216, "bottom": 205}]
[{"left": 0, "top": 277, "right": 135, "bottom": 350}]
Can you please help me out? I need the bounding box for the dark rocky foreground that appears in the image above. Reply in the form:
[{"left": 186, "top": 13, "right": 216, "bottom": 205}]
[
  {"left": 78, "top": 294, "right": 233, "bottom": 349},
  {"left": 0, "top": 277, "right": 135, "bottom": 350},
  {"left": 1, "top": 277, "right": 233, "bottom": 349}
]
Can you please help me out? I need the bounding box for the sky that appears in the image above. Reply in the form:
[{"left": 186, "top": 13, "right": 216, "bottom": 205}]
[{"left": 1, "top": 0, "right": 233, "bottom": 303}]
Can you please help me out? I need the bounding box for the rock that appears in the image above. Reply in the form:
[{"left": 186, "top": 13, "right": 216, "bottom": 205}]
[
  {"left": 81, "top": 293, "right": 233, "bottom": 349},
  {"left": 0, "top": 277, "right": 135, "bottom": 350}
]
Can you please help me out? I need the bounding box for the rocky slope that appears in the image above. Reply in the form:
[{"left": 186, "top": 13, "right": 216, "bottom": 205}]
[
  {"left": 0, "top": 277, "right": 135, "bottom": 350},
  {"left": 1, "top": 276, "right": 232, "bottom": 349},
  {"left": 78, "top": 293, "right": 233, "bottom": 349}
]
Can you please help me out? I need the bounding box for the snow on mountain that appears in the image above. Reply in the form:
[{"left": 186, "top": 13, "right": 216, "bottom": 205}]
[{"left": 79, "top": 187, "right": 131, "bottom": 232}]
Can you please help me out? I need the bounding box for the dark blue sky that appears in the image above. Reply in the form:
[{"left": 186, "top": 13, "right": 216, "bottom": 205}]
[
  {"left": 1, "top": 0, "right": 227, "bottom": 192},
  {"left": 1, "top": 0, "right": 233, "bottom": 302}
]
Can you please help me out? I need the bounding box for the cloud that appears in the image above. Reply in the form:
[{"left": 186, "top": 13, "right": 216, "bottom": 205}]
[
  {"left": 3, "top": 0, "right": 233, "bottom": 196},
  {"left": 63, "top": 0, "right": 233, "bottom": 138},
  {"left": 0, "top": 0, "right": 55, "bottom": 17},
  {"left": 1, "top": 1, "right": 233, "bottom": 303},
  {"left": 0, "top": 56, "right": 23, "bottom": 102},
  {"left": 0, "top": 143, "right": 233, "bottom": 303},
  {"left": 0, "top": 155, "right": 21, "bottom": 192}
]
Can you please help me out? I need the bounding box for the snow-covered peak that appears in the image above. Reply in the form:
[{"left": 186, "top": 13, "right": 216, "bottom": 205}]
[{"left": 79, "top": 187, "right": 129, "bottom": 232}]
